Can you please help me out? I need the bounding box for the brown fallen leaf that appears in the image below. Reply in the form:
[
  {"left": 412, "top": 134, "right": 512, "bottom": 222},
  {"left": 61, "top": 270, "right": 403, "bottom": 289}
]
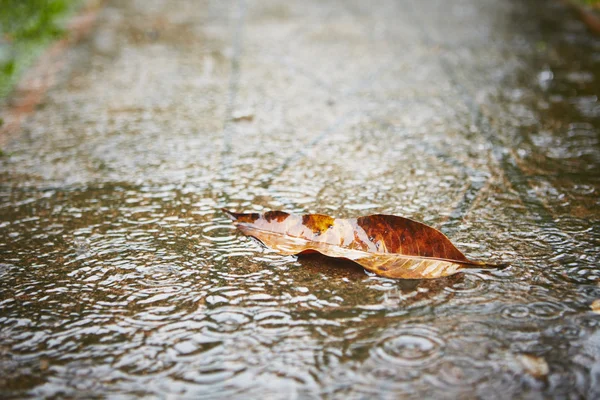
[{"left": 223, "top": 209, "right": 497, "bottom": 279}]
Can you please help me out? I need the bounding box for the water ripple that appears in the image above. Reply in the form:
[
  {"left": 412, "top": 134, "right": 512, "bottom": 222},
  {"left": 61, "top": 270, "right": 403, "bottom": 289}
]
[
  {"left": 501, "top": 301, "right": 567, "bottom": 321},
  {"left": 370, "top": 325, "right": 445, "bottom": 368}
]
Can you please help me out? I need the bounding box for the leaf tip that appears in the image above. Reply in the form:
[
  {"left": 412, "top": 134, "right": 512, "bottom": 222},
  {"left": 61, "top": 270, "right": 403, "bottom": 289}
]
[
  {"left": 482, "top": 261, "right": 510, "bottom": 270},
  {"left": 464, "top": 259, "right": 510, "bottom": 270},
  {"left": 221, "top": 208, "right": 236, "bottom": 221}
]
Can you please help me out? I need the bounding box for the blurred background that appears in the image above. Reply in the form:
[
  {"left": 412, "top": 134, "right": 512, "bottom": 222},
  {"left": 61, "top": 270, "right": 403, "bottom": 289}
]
[{"left": 0, "top": 0, "right": 81, "bottom": 98}]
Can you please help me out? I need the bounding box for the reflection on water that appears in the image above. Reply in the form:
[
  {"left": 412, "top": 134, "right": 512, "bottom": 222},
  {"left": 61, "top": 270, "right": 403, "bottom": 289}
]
[{"left": 1, "top": 0, "right": 600, "bottom": 398}]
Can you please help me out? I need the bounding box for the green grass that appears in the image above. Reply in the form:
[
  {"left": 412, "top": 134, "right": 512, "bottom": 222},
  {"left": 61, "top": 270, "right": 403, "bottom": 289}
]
[{"left": 0, "top": 0, "right": 81, "bottom": 99}]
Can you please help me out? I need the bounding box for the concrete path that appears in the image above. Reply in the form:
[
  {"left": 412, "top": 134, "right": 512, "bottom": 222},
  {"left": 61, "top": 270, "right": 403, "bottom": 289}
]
[{"left": 1, "top": 0, "right": 599, "bottom": 398}]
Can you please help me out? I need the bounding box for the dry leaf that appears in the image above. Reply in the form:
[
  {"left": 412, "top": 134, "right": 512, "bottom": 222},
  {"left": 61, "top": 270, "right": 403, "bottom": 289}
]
[{"left": 223, "top": 209, "right": 495, "bottom": 279}]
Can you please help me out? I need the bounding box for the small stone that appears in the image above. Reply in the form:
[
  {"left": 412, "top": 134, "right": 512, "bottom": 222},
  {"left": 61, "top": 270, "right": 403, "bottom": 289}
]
[
  {"left": 591, "top": 299, "right": 600, "bottom": 314},
  {"left": 232, "top": 110, "right": 254, "bottom": 122},
  {"left": 517, "top": 354, "right": 549, "bottom": 378}
]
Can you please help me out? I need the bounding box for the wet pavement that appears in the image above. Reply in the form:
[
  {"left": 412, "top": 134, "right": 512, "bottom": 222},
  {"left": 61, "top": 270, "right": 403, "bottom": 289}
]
[{"left": 1, "top": 0, "right": 600, "bottom": 398}]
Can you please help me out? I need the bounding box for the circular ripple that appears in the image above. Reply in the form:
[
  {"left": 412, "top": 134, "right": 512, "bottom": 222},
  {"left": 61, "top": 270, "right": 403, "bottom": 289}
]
[
  {"left": 426, "top": 358, "right": 491, "bottom": 389},
  {"left": 530, "top": 301, "right": 566, "bottom": 319},
  {"left": 444, "top": 273, "right": 487, "bottom": 295},
  {"left": 202, "top": 224, "right": 238, "bottom": 243},
  {"left": 501, "top": 301, "right": 565, "bottom": 321},
  {"left": 501, "top": 305, "right": 530, "bottom": 320},
  {"left": 540, "top": 228, "right": 572, "bottom": 247},
  {"left": 445, "top": 321, "right": 502, "bottom": 358},
  {"left": 205, "top": 307, "right": 253, "bottom": 338},
  {"left": 555, "top": 216, "right": 592, "bottom": 234},
  {"left": 548, "top": 324, "right": 581, "bottom": 340},
  {"left": 371, "top": 326, "right": 444, "bottom": 368}
]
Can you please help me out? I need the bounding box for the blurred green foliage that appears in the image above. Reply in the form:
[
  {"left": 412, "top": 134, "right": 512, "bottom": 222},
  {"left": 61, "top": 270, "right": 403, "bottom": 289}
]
[
  {"left": 0, "top": 0, "right": 80, "bottom": 98},
  {"left": 577, "top": 0, "right": 600, "bottom": 6}
]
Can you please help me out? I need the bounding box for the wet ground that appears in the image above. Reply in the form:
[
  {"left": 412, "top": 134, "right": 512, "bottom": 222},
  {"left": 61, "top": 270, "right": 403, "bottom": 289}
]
[{"left": 1, "top": 0, "right": 600, "bottom": 398}]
